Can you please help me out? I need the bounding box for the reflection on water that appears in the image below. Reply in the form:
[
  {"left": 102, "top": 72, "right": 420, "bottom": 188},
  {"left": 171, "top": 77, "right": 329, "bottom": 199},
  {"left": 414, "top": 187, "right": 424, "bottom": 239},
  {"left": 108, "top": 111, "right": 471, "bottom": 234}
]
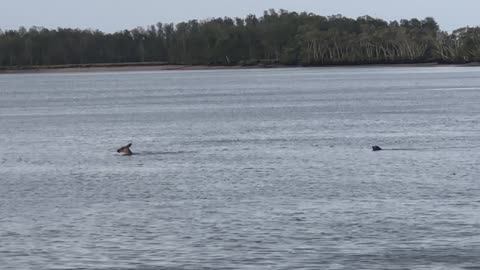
[{"left": 1, "top": 67, "right": 480, "bottom": 269}]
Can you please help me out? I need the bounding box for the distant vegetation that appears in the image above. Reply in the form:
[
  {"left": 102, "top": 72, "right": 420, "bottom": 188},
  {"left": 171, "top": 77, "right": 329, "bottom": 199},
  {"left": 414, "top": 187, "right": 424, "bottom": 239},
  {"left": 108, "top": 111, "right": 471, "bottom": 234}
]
[{"left": 1, "top": 9, "right": 480, "bottom": 68}]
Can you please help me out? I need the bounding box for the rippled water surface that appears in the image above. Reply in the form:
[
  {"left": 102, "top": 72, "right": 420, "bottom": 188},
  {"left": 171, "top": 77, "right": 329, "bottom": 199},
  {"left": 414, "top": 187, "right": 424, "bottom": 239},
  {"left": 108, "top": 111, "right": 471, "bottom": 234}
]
[{"left": 1, "top": 67, "right": 480, "bottom": 269}]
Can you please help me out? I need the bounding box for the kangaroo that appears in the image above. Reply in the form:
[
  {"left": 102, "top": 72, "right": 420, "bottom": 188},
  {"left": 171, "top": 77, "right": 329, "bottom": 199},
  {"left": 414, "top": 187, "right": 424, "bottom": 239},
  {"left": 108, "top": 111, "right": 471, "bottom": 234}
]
[{"left": 117, "top": 143, "right": 133, "bottom": 155}]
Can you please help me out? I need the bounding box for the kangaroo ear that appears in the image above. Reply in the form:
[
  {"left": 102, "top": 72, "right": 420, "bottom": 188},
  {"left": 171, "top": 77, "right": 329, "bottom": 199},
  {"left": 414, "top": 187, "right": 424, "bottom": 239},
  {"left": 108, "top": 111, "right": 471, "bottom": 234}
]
[{"left": 127, "top": 143, "right": 132, "bottom": 147}]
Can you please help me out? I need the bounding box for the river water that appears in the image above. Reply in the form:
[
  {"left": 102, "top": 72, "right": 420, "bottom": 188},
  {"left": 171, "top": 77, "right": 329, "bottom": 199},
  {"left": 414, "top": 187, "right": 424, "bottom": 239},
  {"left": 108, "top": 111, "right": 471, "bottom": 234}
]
[{"left": 1, "top": 67, "right": 480, "bottom": 269}]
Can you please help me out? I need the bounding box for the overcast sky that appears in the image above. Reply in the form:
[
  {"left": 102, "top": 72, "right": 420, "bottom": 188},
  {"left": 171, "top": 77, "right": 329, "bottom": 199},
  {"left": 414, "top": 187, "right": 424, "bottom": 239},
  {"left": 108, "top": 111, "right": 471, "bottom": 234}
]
[{"left": 1, "top": 0, "right": 478, "bottom": 32}]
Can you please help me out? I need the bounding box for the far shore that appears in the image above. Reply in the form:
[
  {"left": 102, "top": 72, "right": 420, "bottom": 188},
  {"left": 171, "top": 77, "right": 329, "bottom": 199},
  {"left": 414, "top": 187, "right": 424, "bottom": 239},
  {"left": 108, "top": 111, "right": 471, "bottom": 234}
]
[
  {"left": 1, "top": 62, "right": 479, "bottom": 74},
  {"left": 0, "top": 63, "right": 251, "bottom": 74}
]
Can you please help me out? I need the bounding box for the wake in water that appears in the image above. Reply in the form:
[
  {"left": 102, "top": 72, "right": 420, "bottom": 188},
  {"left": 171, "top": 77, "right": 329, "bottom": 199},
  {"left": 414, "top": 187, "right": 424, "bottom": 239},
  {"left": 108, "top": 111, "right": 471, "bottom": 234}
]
[
  {"left": 115, "top": 143, "right": 193, "bottom": 157},
  {"left": 135, "top": 150, "right": 192, "bottom": 156},
  {"left": 372, "top": 145, "right": 475, "bottom": 152},
  {"left": 372, "top": 145, "right": 426, "bottom": 151}
]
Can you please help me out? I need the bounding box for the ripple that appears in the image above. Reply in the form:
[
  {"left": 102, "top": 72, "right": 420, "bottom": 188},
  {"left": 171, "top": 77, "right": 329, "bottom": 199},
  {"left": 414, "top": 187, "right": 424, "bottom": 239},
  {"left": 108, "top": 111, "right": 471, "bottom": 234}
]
[{"left": 2, "top": 67, "right": 480, "bottom": 269}]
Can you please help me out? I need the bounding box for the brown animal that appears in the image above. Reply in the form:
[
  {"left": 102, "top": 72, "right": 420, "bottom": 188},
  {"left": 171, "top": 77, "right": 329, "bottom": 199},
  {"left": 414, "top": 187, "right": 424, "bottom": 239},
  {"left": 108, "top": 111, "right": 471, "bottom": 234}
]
[{"left": 117, "top": 143, "right": 133, "bottom": 155}]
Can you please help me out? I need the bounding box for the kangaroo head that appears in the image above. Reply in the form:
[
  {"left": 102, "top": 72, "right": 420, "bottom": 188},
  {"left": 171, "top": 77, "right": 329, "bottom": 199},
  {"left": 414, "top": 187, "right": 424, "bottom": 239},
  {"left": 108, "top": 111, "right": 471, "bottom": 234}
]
[{"left": 117, "top": 143, "right": 133, "bottom": 155}]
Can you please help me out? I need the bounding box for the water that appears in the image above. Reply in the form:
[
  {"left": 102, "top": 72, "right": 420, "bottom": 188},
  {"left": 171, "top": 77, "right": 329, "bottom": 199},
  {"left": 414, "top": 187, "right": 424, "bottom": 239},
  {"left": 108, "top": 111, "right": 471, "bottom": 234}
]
[{"left": 1, "top": 67, "right": 480, "bottom": 269}]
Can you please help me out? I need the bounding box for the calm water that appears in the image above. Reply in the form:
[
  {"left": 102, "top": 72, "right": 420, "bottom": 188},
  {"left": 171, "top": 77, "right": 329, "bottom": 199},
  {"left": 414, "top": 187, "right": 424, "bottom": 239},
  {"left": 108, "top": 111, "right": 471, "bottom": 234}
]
[{"left": 1, "top": 67, "right": 480, "bottom": 269}]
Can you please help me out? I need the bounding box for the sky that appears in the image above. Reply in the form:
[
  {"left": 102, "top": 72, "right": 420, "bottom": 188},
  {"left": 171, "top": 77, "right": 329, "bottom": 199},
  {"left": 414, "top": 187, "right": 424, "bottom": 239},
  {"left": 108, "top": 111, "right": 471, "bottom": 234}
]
[{"left": 1, "top": 0, "right": 478, "bottom": 32}]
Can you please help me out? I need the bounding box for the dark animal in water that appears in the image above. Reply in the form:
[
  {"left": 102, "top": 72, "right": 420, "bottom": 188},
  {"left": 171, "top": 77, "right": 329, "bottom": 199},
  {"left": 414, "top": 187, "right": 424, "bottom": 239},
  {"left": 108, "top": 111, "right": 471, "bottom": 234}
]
[
  {"left": 372, "top": 145, "right": 382, "bottom": 151},
  {"left": 117, "top": 143, "right": 133, "bottom": 155}
]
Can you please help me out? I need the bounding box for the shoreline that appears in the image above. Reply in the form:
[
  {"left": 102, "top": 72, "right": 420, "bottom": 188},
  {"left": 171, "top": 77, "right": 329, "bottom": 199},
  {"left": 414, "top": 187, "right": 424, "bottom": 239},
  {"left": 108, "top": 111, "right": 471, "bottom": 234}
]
[
  {"left": 0, "top": 63, "right": 251, "bottom": 74},
  {"left": 1, "top": 62, "right": 479, "bottom": 74}
]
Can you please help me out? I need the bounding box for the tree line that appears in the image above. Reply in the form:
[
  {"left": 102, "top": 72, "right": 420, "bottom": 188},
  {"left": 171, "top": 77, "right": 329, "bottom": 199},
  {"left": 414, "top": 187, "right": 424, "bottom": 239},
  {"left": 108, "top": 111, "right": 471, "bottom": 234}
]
[{"left": 1, "top": 9, "right": 480, "bottom": 67}]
